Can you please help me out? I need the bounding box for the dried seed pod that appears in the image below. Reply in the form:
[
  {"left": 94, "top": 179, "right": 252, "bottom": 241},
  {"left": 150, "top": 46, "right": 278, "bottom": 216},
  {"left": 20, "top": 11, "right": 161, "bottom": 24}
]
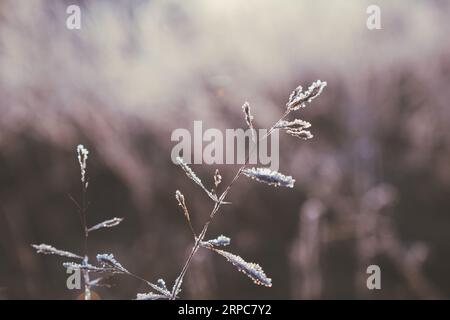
[
  {"left": 175, "top": 190, "right": 190, "bottom": 222},
  {"left": 242, "top": 102, "right": 256, "bottom": 142}
]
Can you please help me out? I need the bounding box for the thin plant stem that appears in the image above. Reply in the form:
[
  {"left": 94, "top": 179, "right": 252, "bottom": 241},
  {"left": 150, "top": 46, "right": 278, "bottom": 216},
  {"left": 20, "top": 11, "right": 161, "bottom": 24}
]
[{"left": 81, "top": 179, "right": 91, "bottom": 300}]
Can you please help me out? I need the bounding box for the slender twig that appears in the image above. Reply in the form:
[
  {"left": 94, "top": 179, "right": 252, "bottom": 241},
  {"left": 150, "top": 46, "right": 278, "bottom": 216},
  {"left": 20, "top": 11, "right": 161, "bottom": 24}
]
[
  {"left": 186, "top": 219, "right": 197, "bottom": 239},
  {"left": 67, "top": 193, "right": 82, "bottom": 212},
  {"left": 81, "top": 177, "right": 91, "bottom": 299}
]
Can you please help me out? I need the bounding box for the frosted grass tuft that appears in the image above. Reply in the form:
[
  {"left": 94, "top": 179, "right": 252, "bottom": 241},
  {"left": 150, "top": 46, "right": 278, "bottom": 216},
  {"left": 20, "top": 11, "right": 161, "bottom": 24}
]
[
  {"left": 76, "top": 144, "right": 89, "bottom": 188},
  {"left": 201, "top": 235, "right": 231, "bottom": 247},
  {"left": 242, "top": 167, "right": 295, "bottom": 188},
  {"left": 157, "top": 279, "right": 168, "bottom": 291},
  {"left": 146, "top": 280, "right": 172, "bottom": 297},
  {"left": 62, "top": 262, "right": 109, "bottom": 273},
  {"left": 171, "top": 276, "right": 183, "bottom": 297},
  {"left": 275, "top": 119, "right": 311, "bottom": 130},
  {"left": 175, "top": 156, "right": 219, "bottom": 202},
  {"left": 32, "top": 244, "right": 83, "bottom": 259},
  {"left": 96, "top": 253, "right": 129, "bottom": 274},
  {"left": 276, "top": 119, "right": 313, "bottom": 140},
  {"left": 208, "top": 248, "right": 272, "bottom": 287},
  {"left": 87, "top": 217, "right": 124, "bottom": 232},
  {"left": 136, "top": 292, "right": 170, "bottom": 300},
  {"left": 289, "top": 130, "right": 313, "bottom": 140},
  {"left": 287, "top": 80, "right": 327, "bottom": 111}
]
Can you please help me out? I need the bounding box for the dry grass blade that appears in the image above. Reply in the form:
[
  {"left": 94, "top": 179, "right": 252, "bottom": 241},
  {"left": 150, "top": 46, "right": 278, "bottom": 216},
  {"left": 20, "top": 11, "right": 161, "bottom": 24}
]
[{"left": 171, "top": 276, "right": 183, "bottom": 297}]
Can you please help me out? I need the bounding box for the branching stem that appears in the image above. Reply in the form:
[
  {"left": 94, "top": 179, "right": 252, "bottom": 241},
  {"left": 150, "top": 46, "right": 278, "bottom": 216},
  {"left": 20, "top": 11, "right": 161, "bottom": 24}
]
[{"left": 171, "top": 109, "right": 291, "bottom": 299}]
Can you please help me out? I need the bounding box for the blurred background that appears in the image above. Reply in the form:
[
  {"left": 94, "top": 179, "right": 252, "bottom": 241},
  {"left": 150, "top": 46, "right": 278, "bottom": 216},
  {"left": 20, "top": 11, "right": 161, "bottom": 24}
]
[{"left": 1, "top": 0, "right": 450, "bottom": 299}]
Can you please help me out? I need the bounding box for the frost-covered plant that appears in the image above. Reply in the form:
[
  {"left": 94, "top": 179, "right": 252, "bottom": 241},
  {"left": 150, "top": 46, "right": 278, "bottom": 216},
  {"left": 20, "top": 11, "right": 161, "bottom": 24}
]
[
  {"left": 32, "top": 80, "right": 326, "bottom": 299},
  {"left": 32, "top": 145, "right": 127, "bottom": 299},
  {"left": 163, "top": 80, "right": 327, "bottom": 299},
  {"left": 32, "top": 145, "right": 166, "bottom": 299}
]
